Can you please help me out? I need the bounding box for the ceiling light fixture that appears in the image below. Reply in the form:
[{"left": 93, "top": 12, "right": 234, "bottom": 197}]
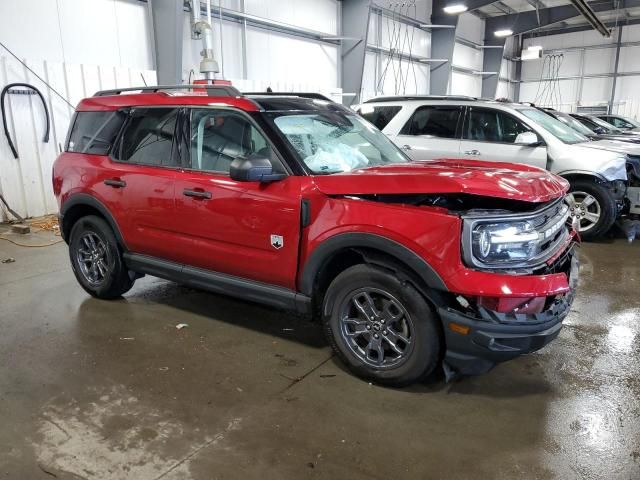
[
  {"left": 494, "top": 29, "right": 514, "bottom": 37},
  {"left": 443, "top": 4, "right": 468, "bottom": 14}
]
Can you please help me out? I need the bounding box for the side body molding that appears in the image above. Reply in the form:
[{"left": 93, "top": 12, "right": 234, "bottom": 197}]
[{"left": 299, "top": 233, "right": 448, "bottom": 296}]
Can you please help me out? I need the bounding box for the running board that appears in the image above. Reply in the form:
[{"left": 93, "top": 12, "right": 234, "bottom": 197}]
[{"left": 123, "top": 253, "right": 311, "bottom": 314}]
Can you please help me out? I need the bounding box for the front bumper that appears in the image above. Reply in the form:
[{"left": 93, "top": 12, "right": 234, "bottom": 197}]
[{"left": 440, "top": 251, "right": 579, "bottom": 375}]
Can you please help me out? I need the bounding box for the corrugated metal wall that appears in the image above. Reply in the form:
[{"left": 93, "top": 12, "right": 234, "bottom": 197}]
[{"left": 0, "top": 55, "right": 157, "bottom": 221}]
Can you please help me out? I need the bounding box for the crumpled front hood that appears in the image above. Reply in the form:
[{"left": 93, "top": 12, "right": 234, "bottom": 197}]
[
  {"left": 582, "top": 139, "right": 640, "bottom": 155},
  {"left": 313, "top": 160, "right": 569, "bottom": 203}
]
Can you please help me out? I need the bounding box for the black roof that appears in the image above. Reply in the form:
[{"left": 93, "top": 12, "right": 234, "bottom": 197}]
[
  {"left": 247, "top": 95, "right": 352, "bottom": 114},
  {"left": 243, "top": 91, "right": 333, "bottom": 102}
]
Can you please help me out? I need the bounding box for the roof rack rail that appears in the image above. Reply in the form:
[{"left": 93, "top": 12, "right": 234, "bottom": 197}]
[
  {"left": 243, "top": 91, "right": 334, "bottom": 102},
  {"left": 364, "top": 95, "right": 478, "bottom": 103},
  {"left": 93, "top": 84, "right": 242, "bottom": 97}
]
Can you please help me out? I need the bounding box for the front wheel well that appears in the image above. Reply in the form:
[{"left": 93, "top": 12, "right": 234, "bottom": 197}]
[
  {"left": 560, "top": 173, "right": 608, "bottom": 186},
  {"left": 309, "top": 247, "right": 441, "bottom": 322}
]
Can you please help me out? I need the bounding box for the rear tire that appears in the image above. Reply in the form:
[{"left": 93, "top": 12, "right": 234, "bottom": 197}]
[
  {"left": 322, "top": 264, "right": 441, "bottom": 387},
  {"left": 567, "top": 179, "right": 617, "bottom": 240},
  {"left": 68, "top": 215, "right": 134, "bottom": 299}
]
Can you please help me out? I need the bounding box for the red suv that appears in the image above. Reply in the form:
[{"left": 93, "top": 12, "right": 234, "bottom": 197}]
[{"left": 53, "top": 85, "right": 579, "bottom": 386}]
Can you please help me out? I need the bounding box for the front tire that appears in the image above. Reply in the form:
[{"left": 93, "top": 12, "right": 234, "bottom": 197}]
[
  {"left": 69, "top": 215, "right": 134, "bottom": 299},
  {"left": 567, "top": 179, "right": 617, "bottom": 240},
  {"left": 322, "top": 264, "right": 441, "bottom": 387}
]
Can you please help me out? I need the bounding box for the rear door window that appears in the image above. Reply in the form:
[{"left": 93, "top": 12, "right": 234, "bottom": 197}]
[
  {"left": 115, "top": 108, "right": 179, "bottom": 166},
  {"left": 66, "top": 111, "right": 126, "bottom": 155},
  {"left": 357, "top": 105, "right": 402, "bottom": 130},
  {"left": 463, "top": 108, "right": 529, "bottom": 143},
  {"left": 400, "top": 106, "right": 461, "bottom": 138}
]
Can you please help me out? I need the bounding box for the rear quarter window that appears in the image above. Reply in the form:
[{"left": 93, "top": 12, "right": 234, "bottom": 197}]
[
  {"left": 66, "top": 111, "right": 126, "bottom": 155},
  {"left": 357, "top": 105, "right": 402, "bottom": 130}
]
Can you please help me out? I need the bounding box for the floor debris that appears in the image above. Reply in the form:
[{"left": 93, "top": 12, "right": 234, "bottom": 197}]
[
  {"left": 176, "top": 323, "right": 189, "bottom": 330},
  {"left": 2, "top": 257, "right": 15, "bottom": 263}
]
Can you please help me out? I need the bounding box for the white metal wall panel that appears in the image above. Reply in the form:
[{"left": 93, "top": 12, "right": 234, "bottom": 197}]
[
  {"left": 519, "top": 78, "right": 578, "bottom": 111},
  {"left": 615, "top": 76, "right": 640, "bottom": 103},
  {"left": 618, "top": 45, "right": 640, "bottom": 73},
  {"left": 583, "top": 48, "right": 616, "bottom": 75},
  {"left": 450, "top": 71, "right": 481, "bottom": 97},
  {"left": 0, "top": 54, "right": 157, "bottom": 220},
  {"left": 499, "top": 59, "right": 512, "bottom": 81},
  {"left": 621, "top": 24, "right": 640, "bottom": 42},
  {"left": 456, "top": 13, "right": 485, "bottom": 45},
  {"left": 523, "top": 30, "right": 618, "bottom": 51},
  {"left": 0, "top": 0, "right": 153, "bottom": 69},
  {"left": 380, "top": 20, "right": 430, "bottom": 56},
  {"left": 496, "top": 80, "right": 514, "bottom": 100},
  {"left": 244, "top": 0, "right": 338, "bottom": 35},
  {"left": 452, "top": 43, "right": 482, "bottom": 71},
  {"left": 244, "top": 27, "right": 338, "bottom": 89},
  {"left": 581, "top": 77, "right": 614, "bottom": 103},
  {"left": 521, "top": 50, "right": 582, "bottom": 80},
  {"left": 372, "top": 58, "right": 429, "bottom": 98}
]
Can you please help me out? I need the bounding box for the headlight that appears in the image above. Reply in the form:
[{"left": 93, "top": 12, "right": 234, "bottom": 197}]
[
  {"left": 463, "top": 200, "right": 571, "bottom": 270},
  {"left": 472, "top": 221, "right": 539, "bottom": 265}
]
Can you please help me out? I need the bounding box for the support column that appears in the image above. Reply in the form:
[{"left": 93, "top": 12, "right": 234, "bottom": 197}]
[
  {"left": 609, "top": 25, "right": 623, "bottom": 113},
  {"left": 429, "top": 0, "right": 458, "bottom": 95},
  {"left": 340, "top": 0, "right": 372, "bottom": 106},
  {"left": 150, "top": 0, "right": 185, "bottom": 85},
  {"left": 480, "top": 38, "right": 506, "bottom": 99},
  {"left": 513, "top": 35, "right": 523, "bottom": 101}
]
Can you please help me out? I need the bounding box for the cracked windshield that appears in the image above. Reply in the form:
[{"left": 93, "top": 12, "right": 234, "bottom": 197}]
[{"left": 273, "top": 112, "right": 408, "bottom": 174}]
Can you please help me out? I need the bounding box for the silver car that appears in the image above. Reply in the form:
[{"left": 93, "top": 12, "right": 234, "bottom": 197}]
[{"left": 356, "top": 96, "right": 640, "bottom": 239}]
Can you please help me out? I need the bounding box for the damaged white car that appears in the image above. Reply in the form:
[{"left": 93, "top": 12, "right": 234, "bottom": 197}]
[{"left": 356, "top": 97, "right": 640, "bottom": 239}]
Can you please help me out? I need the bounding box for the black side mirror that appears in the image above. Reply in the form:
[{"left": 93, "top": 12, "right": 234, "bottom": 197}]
[
  {"left": 229, "top": 154, "right": 285, "bottom": 183},
  {"left": 593, "top": 126, "right": 606, "bottom": 134}
]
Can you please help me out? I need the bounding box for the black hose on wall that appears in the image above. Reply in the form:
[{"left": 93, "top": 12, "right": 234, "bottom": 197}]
[{"left": 1, "top": 82, "right": 50, "bottom": 159}]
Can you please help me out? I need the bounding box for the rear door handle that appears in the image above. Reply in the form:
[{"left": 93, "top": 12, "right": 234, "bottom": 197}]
[
  {"left": 464, "top": 149, "right": 481, "bottom": 156},
  {"left": 104, "top": 178, "right": 126, "bottom": 188},
  {"left": 183, "top": 188, "right": 212, "bottom": 200}
]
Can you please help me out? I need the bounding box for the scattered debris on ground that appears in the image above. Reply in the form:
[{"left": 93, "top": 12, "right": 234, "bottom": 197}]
[
  {"left": 1, "top": 257, "right": 15, "bottom": 263},
  {"left": 176, "top": 323, "right": 189, "bottom": 330}
]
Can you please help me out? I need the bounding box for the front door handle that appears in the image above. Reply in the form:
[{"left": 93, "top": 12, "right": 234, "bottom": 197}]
[
  {"left": 401, "top": 144, "right": 412, "bottom": 151},
  {"left": 183, "top": 188, "right": 212, "bottom": 200},
  {"left": 464, "top": 149, "right": 481, "bottom": 156},
  {"left": 104, "top": 178, "right": 126, "bottom": 188}
]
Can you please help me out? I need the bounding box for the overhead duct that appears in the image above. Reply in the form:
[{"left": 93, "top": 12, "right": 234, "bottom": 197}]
[
  {"left": 568, "top": 0, "right": 611, "bottom": 37},
  {"left": 189, "top": 0, "right": 219, "bottom": 80}
]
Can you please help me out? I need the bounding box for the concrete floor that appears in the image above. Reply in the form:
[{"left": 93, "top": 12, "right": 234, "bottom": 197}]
[{"left": 0, "top": 225, "right": 639, "bottom": 480}]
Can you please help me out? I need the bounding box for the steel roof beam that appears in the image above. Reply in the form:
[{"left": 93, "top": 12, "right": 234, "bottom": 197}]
[{"left": 485, "top": 0, "right": 640, "bottom": 38}]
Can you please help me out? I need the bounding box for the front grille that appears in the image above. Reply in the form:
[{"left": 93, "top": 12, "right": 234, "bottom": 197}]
[{"left": 524, "top": 200, "right": 571, "bottom": 268}]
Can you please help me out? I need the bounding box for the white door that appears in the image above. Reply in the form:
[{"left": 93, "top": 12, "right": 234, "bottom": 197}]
[
  {"left": 458, "top": 106, "right": 548, "bottom": 170},
  {"left": 390, "top": 105, "right": 463, "bottom": 161}
]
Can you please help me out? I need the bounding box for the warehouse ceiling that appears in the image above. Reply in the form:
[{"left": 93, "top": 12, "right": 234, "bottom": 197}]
[{"left": 470, "top": 0, "right": 640, "bottom": 36}]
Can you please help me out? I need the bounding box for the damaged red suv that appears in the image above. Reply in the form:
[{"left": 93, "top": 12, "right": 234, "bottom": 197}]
[{"left": 53, "top": 85, "right": 579, "bottom": 386}]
